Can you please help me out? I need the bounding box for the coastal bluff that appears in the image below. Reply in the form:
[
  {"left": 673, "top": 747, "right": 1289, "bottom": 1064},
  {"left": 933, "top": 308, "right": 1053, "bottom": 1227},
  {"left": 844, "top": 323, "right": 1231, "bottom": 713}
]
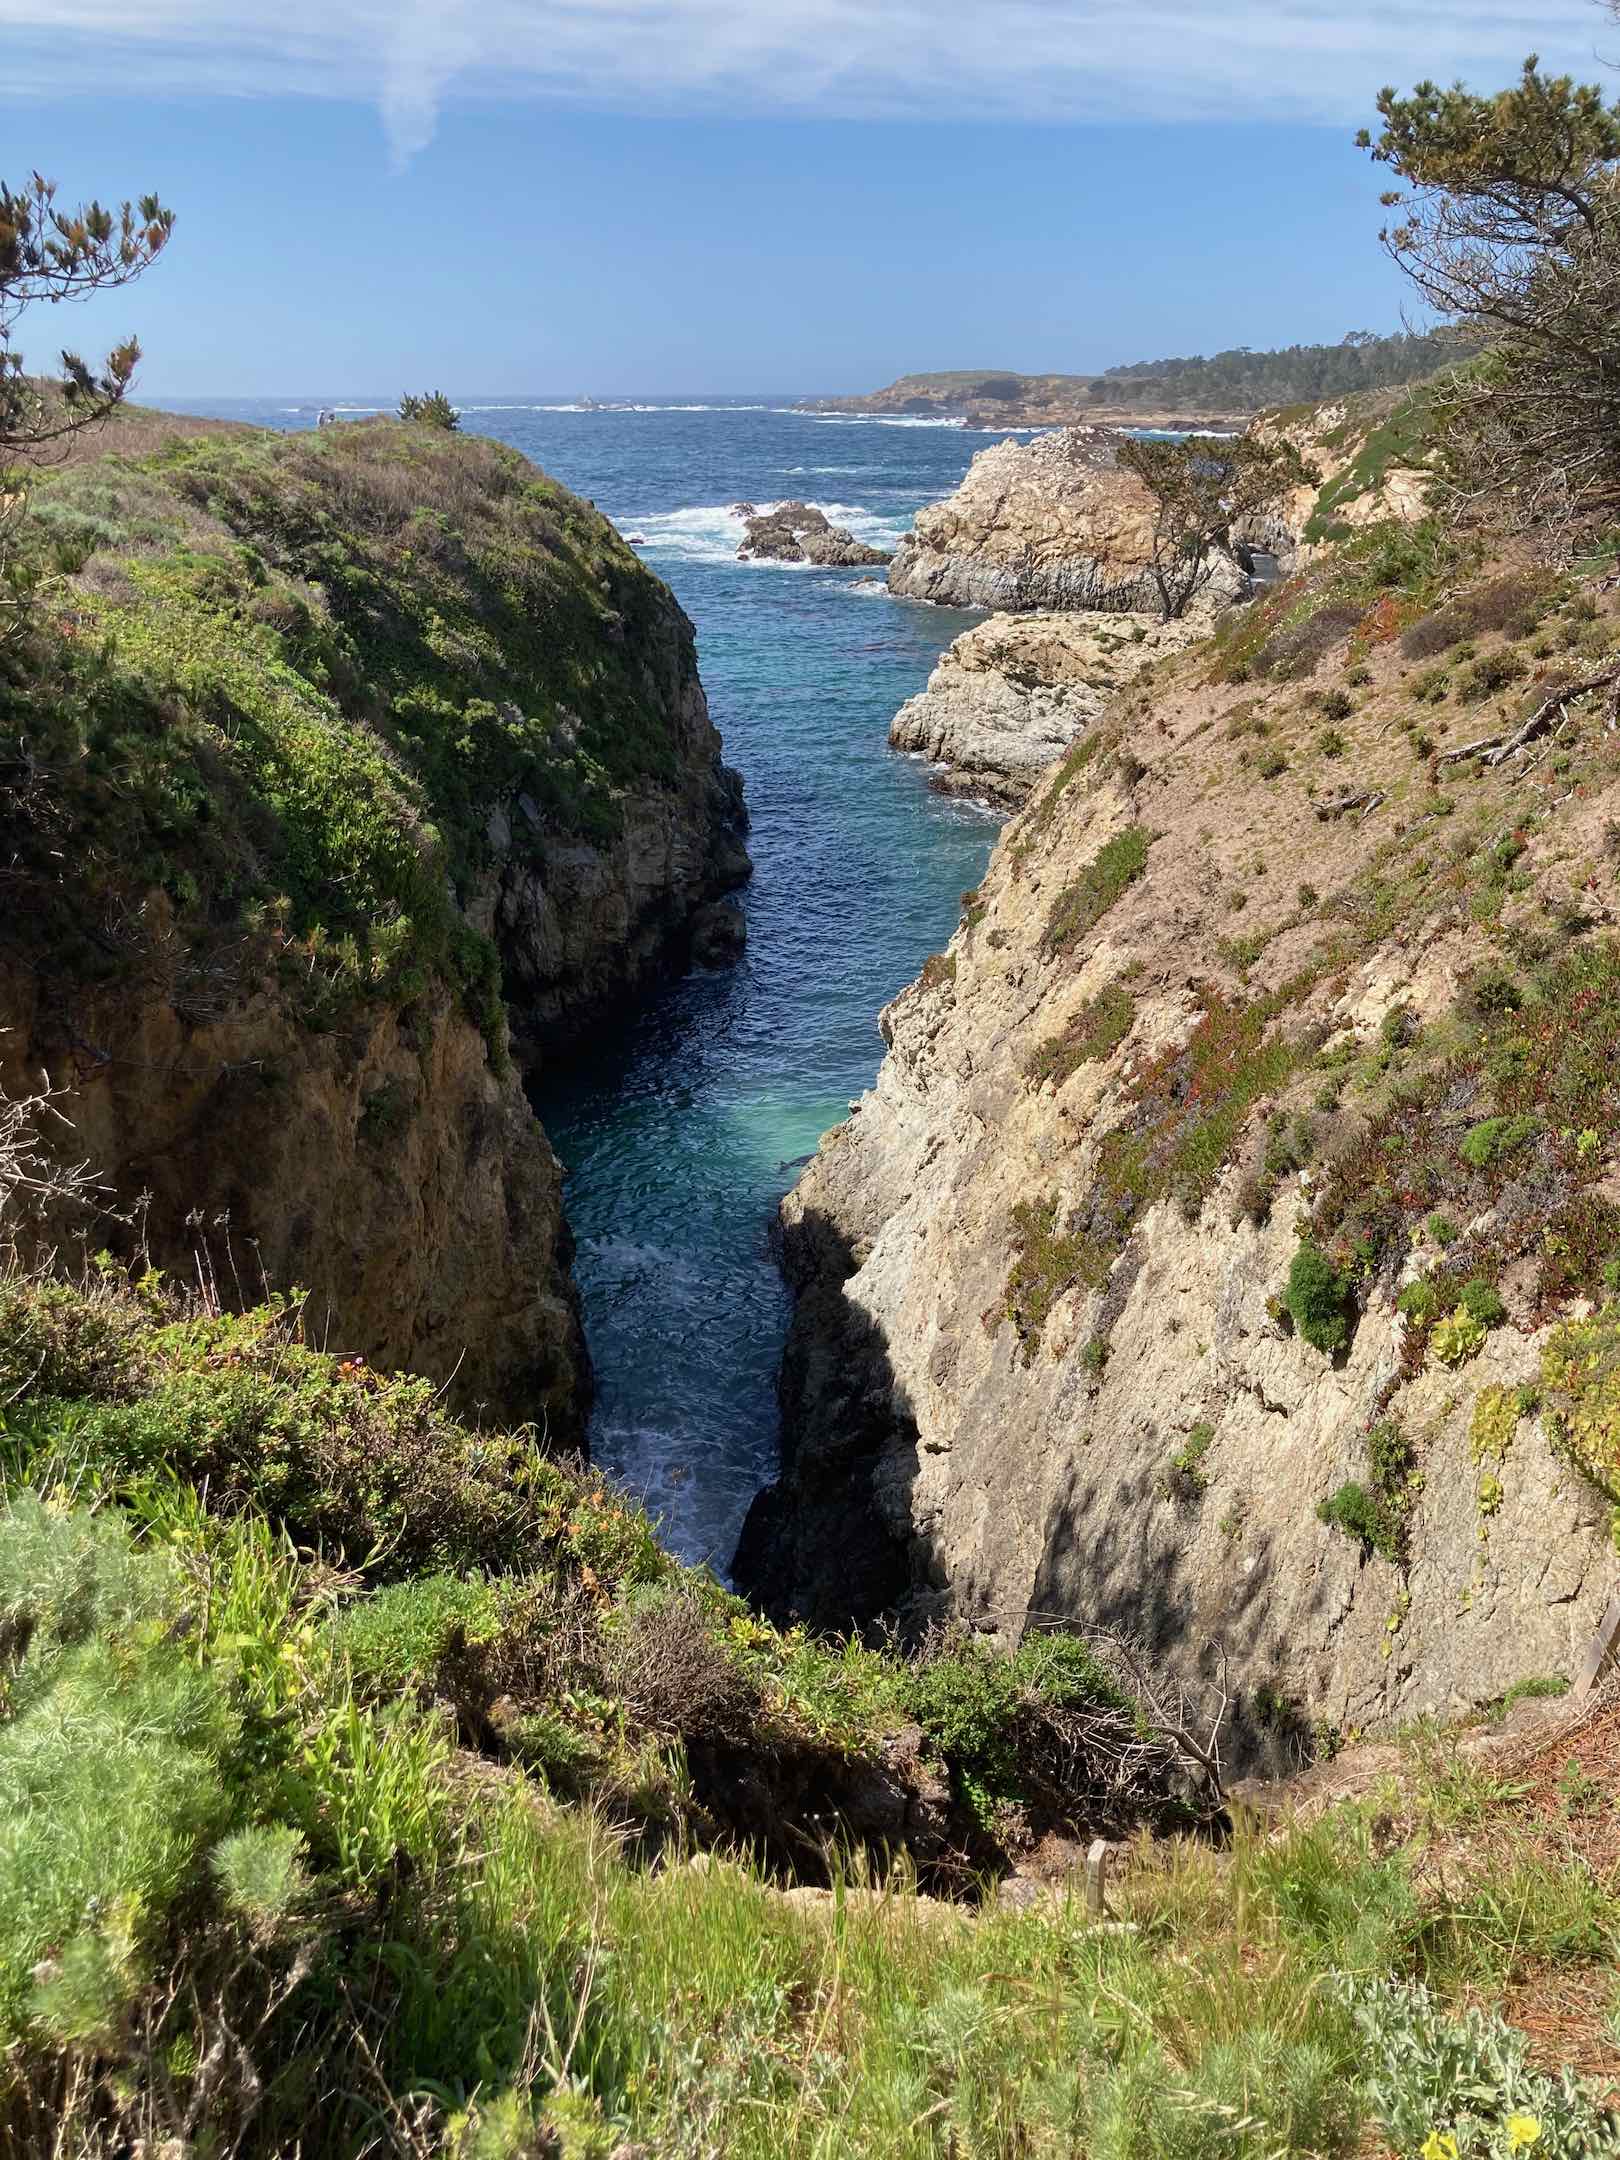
[
  {"left": 1, "top": 410, "right": 750, "bottom": 1433},
  {"left": 743, "top": 485, "right": 1620, "bottom": 1755}
]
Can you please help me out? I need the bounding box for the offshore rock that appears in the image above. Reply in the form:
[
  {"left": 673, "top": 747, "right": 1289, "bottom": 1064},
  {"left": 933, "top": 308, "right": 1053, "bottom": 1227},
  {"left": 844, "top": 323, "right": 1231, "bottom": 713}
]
[{"left": 739, "top": 502, "right": 891, "bottom": 568}]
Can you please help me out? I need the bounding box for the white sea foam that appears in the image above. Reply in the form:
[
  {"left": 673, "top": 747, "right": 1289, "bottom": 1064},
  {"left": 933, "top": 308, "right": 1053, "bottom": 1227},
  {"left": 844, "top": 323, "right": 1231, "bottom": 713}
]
[
  {"left": 460, "top": 401, "right": 772, "bottom": 415},
  {"left": 781, "top": 410, "right": 970, "bottom": 431},
  {"left": 846, "top": 577, "right": 889, "bottom": 597}
]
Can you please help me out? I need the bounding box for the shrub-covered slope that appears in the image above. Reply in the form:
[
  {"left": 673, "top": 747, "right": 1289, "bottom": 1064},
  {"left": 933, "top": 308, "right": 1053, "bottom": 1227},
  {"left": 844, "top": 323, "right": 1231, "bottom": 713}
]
[
  {"left": 0, "top": 411, "right": 749, "bottom": 1418},
  {"left": 3, "top": 1261, "right": 1618, "bottom": 2158},
  {"left": 742, "top": 507, "right": 1620, "bottom": 1751}
]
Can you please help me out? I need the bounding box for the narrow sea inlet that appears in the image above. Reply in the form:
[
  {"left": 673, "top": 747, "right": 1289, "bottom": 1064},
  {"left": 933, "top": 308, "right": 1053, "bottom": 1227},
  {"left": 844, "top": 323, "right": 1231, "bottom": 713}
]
[
  {"left": 521, "top": 403, "right": 1000, "bottom": 1572},
  {"left": 175, "top": 396, "right": 1004, "bottom": 1569}
]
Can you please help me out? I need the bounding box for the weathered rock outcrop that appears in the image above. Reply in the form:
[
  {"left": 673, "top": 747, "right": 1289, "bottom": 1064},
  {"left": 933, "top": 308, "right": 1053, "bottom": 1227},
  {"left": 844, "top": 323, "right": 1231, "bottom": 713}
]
[
  {"left": 3, "top": 412, "right": 750, "bottom": 1428},
  {"left": 889, "top": 610, "right": 1206, "bottom": 807},
  {"left": 0, "top": 957, "right": 588, "bottom": 1440},
  {"left": 739, "top": 502, "right": 890, "bottom": 568},
  {"left": 742, "top": 546, "right": 1620, "bottom": 1748},
  {"left": 1248, "top": 387, "right": 1432, "bottom": 565},
  {"left": 887, "top": 427, "right": 1248, "bottom": 614},
  {"left": 481, "top": 710, "right": 750, "bottom": 1064}
]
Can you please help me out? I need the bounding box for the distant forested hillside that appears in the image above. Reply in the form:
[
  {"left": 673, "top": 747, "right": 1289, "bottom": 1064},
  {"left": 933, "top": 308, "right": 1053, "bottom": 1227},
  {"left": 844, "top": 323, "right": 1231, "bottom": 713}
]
[
  {"left": 805, "top": 328, "right": 1466, "bottom": 419},
  {"left": 1096, "top": 327, "right": 1465, "bottom": 410}
]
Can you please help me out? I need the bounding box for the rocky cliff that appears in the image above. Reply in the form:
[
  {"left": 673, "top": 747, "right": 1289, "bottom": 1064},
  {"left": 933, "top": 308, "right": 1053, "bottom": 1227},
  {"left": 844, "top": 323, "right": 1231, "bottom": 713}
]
[
  {"left": 889, "top": 610, "right": 1208, "bottom": 807},
  {"left": 1, "top": 411, "right": 749, "bottom": 1428},
  {"left": 886, "top": 396, "right": 1431, "bottom": 805},
  {"left": 887, "top": 426, "right": 1251, "bottom": 616},
  {"left": 741, "top": 526, "right": 1620, "bottom": 1748}
]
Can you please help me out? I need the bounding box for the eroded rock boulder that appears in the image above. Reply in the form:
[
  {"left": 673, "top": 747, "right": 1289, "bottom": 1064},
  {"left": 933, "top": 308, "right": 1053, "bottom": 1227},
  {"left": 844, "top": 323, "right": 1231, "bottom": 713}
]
[{"left": 740, "top": 501, "right": 891, "bottom": 568}]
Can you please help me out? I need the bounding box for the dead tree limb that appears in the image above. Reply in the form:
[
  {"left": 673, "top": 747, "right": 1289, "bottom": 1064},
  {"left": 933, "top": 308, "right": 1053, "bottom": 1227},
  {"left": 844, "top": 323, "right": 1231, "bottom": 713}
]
[{"left": 1435, "top": 663, "right": 1620, "bottom": 769}]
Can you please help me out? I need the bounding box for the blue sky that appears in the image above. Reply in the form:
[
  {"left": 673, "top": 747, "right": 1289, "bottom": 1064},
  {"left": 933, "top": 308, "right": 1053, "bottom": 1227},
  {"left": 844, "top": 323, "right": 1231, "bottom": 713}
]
[{"left": 1, "top": 1, "right": 1608, "bottom": 396}]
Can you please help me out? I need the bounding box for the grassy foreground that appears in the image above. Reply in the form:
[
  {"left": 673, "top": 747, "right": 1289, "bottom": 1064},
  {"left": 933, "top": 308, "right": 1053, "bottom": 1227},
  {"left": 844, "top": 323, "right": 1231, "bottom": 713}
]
[{"left": 0, "top": 1262, "right": 1617, "bottom": 2157}]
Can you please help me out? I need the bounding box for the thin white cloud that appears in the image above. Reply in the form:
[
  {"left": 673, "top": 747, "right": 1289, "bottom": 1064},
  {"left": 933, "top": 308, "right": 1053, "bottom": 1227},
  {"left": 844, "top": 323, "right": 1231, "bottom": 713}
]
[{"left": 0, "top": 0, "right": 1609, "bottom": 165}]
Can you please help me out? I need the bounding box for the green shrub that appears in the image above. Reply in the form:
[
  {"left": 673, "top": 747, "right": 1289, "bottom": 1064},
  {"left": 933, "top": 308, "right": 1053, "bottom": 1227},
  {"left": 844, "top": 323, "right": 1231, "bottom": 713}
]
[
  {"left": 397, "top": 390, "right": 460, "bottom": 430},
  {"left": 1160, "top": 1421, "right": 1217, "bottom": 1500},
  {"left": 1431, "top": 1305, "right": 1489, "bottom": 1366},
  {"left": 1285, "top": 1243, "right": 1353, "bottom": 1356},
  {"left": 1025, "top": 983, "right": 1136, "bottom": 1087},
  {"left": 0, "top": 1500, "right": 238, "bottom": 2047},
  {"left": 1459, "top": 1114, "right": 1539, "bottom": 1169},
  {"left": 0, "top": 1283, "right": 645, "bottom": 1585},
  {"left": 904, "top": 1639, "right": 1023, "bottom": 1794},
  {"left": 1317, "top": 1481, "right": 1404, "bottom": 1563},
  {"left": 1458, "top": 1277, "right": 1506, "bottom": 1330},
  {"left": 1543, "top": 1304, "right": 1620, "bottom": 1499},
  {"left": 1011, "top": 1630, "right": 1131, "bottom": 1717},
  {"left": 330, "top": 1572, "right": 505, "bottom": 1692},
  {"left": 1398, "top": 1279, "right": 1444, "bottom": 1327},
  {"left": 1345, "top": 1976, "right": 1620, "bottom": 2158}
]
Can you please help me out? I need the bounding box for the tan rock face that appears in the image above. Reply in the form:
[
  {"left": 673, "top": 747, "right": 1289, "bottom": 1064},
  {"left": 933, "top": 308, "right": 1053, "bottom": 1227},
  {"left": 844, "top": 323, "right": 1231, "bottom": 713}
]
[
  {"left": 476, "top": 675, "right": 751, "bottom": 1063},
  {"left": 1249, "top": 394, "right": 1431, "bottom": 561},
  {"left": 889, "top": 611, "right": 1208, "bottom": 807},
  {"left": 1, "top": 962, "right": 587, "bottom": 1436},
  {"left": 888, "top": 429, "right": 1166, "bottom": 612},
  {"left": 887, "top": 425, "right": 1259, "bottom": 619},
  {"left": 740, "top": 579, "right": 1620, "bottom": 1755}
]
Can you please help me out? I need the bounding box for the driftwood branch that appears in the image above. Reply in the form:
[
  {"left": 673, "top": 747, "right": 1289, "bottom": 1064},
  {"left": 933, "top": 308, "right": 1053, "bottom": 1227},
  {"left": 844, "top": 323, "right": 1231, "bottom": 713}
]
[
  {"left": 1434, "top": 663, "right": 1620, "bottom": 769},
  {"left": 1315, "top": 787, "right": 1387, "bottom": 821}
]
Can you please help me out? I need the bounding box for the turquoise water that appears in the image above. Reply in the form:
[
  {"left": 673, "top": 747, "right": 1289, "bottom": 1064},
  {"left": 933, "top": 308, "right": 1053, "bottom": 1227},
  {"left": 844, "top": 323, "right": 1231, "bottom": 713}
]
[{"left": 165, "top": 398, "right": 1006, "bottom": 1572}]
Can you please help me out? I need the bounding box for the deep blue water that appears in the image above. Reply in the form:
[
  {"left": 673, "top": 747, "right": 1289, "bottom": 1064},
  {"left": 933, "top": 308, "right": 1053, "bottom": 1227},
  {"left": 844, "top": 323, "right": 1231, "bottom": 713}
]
[{"left": 159, "top": 396, "right": 1007, "bottom": 1571}]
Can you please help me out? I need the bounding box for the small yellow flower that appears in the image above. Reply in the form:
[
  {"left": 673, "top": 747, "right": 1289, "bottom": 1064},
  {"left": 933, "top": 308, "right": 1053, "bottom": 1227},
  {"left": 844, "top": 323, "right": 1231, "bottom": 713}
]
[
  {"left": 1420, "top": 2135, "right": 1460, "bottom": 2160},
  {"left": 1506, "top": 2117, "right": 1543, "bottom": 2152}
]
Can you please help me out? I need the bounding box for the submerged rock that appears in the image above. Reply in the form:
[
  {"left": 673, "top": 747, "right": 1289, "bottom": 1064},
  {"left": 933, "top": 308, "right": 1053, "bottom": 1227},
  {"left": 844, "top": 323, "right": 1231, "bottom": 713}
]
[
  {"left": 689, "top": 898, "right": 748, "bottom": 967},
  {"left": 739, "top": 501, "right": 891, "bottom": 568}
]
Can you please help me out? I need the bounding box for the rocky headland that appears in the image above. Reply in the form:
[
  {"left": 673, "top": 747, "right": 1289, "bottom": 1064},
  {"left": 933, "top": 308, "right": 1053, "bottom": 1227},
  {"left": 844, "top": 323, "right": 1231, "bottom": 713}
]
[
  {"left": 1, "top": 411, "right": 750, "bottom": 1431},
  {"left": 796, "top": 372, "right": 1250, "bottom": 433},
  {"left": 736, "top": 499, "right": 891, "bottom": 567},
  {"left": 882, "top": 393, "right": 1429, "bottom": 805},
  {"left": 742, "top": 445, "right": 1620, "bottom": 1753},
  {"left": 886, "top": 425, "right": 1255, "bottom": 616}
]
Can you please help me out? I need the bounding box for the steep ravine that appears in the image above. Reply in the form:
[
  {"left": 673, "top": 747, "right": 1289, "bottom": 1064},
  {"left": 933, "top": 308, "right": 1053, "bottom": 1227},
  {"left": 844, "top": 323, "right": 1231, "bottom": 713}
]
[
  {"left": 1, "top": 413, "right": 748, "bottom": 1435},
  {"left": 741, "top": 532, "right": 1620, "bottom": 1749}
]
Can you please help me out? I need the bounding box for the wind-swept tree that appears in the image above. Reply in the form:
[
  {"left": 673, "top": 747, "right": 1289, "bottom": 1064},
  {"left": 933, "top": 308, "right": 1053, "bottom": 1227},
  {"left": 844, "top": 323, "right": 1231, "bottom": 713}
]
[
  {"left": 398, "top": 390, "right": 459, "bottom": 430},
  {"left": 1359, "top": 58, "right": 1620, "bottom": 543},
  {"left": 1117, "top": 434, "right": 1312, "bottom": 621},
  {"left": 0, "top": 172, "right": 172, "bottom": 643}
]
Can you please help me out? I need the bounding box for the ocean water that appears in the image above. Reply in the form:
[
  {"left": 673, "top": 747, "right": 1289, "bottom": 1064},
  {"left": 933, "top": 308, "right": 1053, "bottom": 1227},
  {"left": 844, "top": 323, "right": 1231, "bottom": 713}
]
[{"left": 158, "top": 396, "right": 1006, "bottom": 1573}]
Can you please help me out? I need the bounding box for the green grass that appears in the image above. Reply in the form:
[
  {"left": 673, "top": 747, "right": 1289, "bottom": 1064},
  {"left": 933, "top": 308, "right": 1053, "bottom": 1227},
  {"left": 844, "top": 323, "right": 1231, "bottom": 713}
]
[
  {"left": 1301, "top": 390, "right": 1433, "bottom": 543},
  {"left": 1025, "top": 981, "right": 1137, "bottom": 1087},
  {"left": 1040, "top": 824, "right": 1152, "bottom": 959}
]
